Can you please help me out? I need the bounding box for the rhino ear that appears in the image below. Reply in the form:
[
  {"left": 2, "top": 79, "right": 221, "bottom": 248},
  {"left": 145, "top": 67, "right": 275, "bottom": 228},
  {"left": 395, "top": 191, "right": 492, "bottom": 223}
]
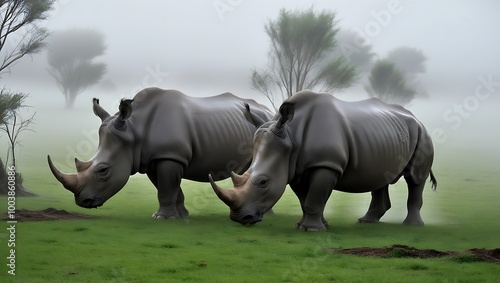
[
  {"left": 113, "top": 99, "right": 133, "bottom": 129},
  {"left": 244, "top": 103, "right": 266, "bottom": 129},
  {"left": 93, "top": 98, "right": 110, "bottom": 122},
  {"left": 277, "top": 102, "right": 294, "bottom": 128},
  {"left": 118, "top": 99, "right": 133, "bottom": 120}
]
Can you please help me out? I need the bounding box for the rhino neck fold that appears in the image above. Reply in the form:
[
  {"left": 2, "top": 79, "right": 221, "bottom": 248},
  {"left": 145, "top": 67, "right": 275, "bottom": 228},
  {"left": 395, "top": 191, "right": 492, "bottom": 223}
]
[{"left": 129, "top": 118, "right": 142, "bottom": 175}]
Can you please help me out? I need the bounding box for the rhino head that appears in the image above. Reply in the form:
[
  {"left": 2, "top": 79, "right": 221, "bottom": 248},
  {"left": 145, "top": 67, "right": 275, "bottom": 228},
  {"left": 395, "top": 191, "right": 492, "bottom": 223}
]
[
  {"left": 209, "top": 102, "right": 295, "bottom": 225},
  {"left": 48, "top": 98, "right": 135, "bottom": 208}
]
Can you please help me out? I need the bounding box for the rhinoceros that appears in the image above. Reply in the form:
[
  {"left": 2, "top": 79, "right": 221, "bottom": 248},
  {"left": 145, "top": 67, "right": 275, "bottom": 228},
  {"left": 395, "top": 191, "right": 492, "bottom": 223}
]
[
  {"left": 210, "top": 91, "right": 437, "bottom": 231},
  {"left": 48, "top": 87, "right": 273, "bottom": 219}
]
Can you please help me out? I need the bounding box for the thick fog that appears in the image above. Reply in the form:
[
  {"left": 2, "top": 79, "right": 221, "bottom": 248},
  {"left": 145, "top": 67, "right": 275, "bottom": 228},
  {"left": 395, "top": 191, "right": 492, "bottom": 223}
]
[{"left": 1, "top": 0, "right": 500, "bottom": 170}]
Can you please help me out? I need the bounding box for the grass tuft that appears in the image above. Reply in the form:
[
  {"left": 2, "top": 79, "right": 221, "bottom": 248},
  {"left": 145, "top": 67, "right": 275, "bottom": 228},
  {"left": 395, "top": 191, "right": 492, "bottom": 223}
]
[
  {"left": 73, "top": 227, "right": 89, "bottom": 232},
  {"left": 406, "top": 263, "right": 429, "bottom": 270},
  {"left": 450, "top": 254, "right": 485, "bottom": 263},
  {"left": 160, "top": 243, "right": 179, "bottom": 249}
]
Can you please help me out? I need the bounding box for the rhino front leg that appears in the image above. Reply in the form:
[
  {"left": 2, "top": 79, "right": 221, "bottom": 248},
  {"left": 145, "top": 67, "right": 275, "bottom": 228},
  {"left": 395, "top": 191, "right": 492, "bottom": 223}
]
[
  {"left": 290, "top": 180, "right": 329, "bottom": 230},
  {"left": 175, "top": 189, "right": 189, "bottom": 218},
  {"left": 298, "top": 168, "right": 336, "bottom": 231},
  {"left": 358, "top": 185, "right": 391, "bottom": 223},
  {"left": 148, "top": 160, "right": 189, "bottom": 219}
]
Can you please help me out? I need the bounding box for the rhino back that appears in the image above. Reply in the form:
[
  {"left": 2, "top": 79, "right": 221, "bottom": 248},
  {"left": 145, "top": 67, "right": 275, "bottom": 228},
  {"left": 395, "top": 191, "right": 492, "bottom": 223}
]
[
  {"left": 130, "top": 89, "right": 257, "bottom": 181},
  {"left": 337, "top": 99, "right": 421, "bottom": 190},
  {"left": 289, "top": 92, "right": 422, "bottom": 192}
]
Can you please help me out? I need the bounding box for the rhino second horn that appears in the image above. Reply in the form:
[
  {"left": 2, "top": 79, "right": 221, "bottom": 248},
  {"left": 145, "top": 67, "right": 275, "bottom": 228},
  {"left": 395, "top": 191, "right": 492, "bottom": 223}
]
[
  {"left": 47, "top": 155, "right": 78, "bottom": 193},
  {"left": 209, "top": 174, "right": 237, "bottom": 208},
  {"left": 230, "top": 171, "right": 249, "bottom": 187},
  {"left": 75, "top": 158, "right": 92, "bottom": 172}
]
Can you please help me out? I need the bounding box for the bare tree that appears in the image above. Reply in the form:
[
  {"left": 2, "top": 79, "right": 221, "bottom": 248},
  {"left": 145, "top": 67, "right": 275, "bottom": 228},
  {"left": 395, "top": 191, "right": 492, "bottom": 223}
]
[
  {"left": 0, "top": 90, "right": 36, "bottom": 196},
  {"left": 251, "top": 8, "right": 357, "bottom": 110},
  {"left": 47, "top": 28, "right": 107, "bottom": 108},
  {"left": 0, "top": 91, "right": 34, "bottom": 167},
  {"left": 0, "top": 0, "right": 53, "bottom": 196},
  {"left": 0, "top": 0, "right": 54, "bottom": 76}
]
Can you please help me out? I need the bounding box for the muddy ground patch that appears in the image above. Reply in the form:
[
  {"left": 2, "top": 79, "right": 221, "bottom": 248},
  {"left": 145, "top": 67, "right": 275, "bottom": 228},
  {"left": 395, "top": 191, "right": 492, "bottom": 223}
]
[
  {"left": 3, "top": 208, "right": 94, "bottom": 221},
  {"left": 332, "top": 244, "right": 500, "bottom": 263}
]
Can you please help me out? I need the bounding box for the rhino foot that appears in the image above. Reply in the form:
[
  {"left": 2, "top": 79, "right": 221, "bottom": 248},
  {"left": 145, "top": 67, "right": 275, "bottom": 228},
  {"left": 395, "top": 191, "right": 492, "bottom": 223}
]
[
  {"left": 296, "top": 218, "right": 327, "bottom": 232},
  {"left": 402, "top": 217, "right": 424, "bottom": 226},
  {"left": 152, "top": 207, "right": 180, "bottom": 220},
  {"left": 152, "top": 213, "right": 179, "bottom": 220},
  {"left": 357, "top": 216, "right": 380, "bottom": 224},
  {"left": 176, "top": 204, "right": 190, "bottom": 219},
  {"left": 295, "top": 216, "right": 329, "bottom": 230},
  {"left": 297, "top": 224, "right": 327, "bottom": 232}
]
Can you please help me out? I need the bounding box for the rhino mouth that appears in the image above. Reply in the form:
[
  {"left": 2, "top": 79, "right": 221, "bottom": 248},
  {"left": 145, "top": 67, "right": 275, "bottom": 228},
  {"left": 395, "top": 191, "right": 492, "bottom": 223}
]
[
  {"left": 231, "top": 210, "right": 263, "bottom": 225},
  {"left": 78, "top": 197, "right": 104, "bottom": 209}
]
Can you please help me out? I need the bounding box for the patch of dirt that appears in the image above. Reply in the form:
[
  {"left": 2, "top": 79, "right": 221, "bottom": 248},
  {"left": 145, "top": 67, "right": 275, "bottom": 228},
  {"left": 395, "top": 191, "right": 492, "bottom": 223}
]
[
  {"left": 2, "top": 208, "right": 94, "bottom": 222},
  {"left": 332, "top": 244, "right": 500, "bottom": 263}
]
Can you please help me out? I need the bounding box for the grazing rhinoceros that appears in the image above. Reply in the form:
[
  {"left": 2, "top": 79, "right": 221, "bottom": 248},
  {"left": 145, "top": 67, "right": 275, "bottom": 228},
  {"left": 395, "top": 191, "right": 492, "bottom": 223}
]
[
  {"left": 48, "top": 87, "right": 273, "bottom": 219},
  {"left": 209, "top": 91, "right": 437, "bottom": 231}
]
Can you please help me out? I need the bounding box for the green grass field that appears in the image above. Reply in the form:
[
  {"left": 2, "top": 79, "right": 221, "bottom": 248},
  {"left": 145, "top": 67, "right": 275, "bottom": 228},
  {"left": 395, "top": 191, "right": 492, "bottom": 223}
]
[{"left": 1, "top": 117, "right": 499, "bottom": 282}]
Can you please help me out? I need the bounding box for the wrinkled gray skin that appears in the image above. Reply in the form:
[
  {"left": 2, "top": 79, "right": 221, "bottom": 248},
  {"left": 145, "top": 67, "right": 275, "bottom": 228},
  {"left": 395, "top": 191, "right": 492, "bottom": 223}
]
[
  {"left": 48, "top": 87, "right": 273, "bottom": 219},
  {"left": 210, "top": 91, "right": 437, "bottom": 231}
]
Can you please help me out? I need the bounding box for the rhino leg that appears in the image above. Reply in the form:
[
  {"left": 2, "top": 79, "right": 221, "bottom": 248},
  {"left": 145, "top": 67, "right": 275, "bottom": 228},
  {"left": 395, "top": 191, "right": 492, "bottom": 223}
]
[
  {"left": 358, "top": 185, "right": 391, "bottom": 223},
  {"left": 295, "top": 168, "right": 337, "bottom": 231},
  {"left": 175, "top": 189, "right": 189, "bottom": 218},
  {"left": 148, "top": 160, "right": 189, "bottom": 219},
  {"left": 402, "top": 181, "right": 425, "bottom": 226},
  {"left": 290, "top": 179, "right": 329, "bottom": 230}
]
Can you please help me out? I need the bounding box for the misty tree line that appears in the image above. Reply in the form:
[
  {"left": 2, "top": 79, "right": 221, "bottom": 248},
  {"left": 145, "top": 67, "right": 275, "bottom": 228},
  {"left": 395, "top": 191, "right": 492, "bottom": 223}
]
[
  {"left": 252, "top": 7, "right": 427, "bottom": 109},
  {"left": 43, "top": 7, "right": 427, "bottom": 110}
]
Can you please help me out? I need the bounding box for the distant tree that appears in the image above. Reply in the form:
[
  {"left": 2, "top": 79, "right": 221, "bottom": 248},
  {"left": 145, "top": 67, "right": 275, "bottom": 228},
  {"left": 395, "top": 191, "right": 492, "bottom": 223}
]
[
  {"left": 331, "top": 29, "right": 375, "bottom": 73},
  {"left": 47, "top": 29, "right": 107, "bottom": 108},
  {"left": 387, "top": 47, "right": 426, "bottom": 78},
  {"left": 250, "top": 8, "right": 357, "bottom": 110},
  {"left": 0, "top": 0, "right": 54, "bottom": 76},
  {"left": 0, "top": 90, "right": 36, "bottom": 196},
  {"left": 387, "top": 46, "right": 427, "bottom": 96},
  {"left": 365, "top": 59, "right": 416, "bottom": 105},
  {"left": 0, "top": 91, "right": 34, "bottom": 168}
]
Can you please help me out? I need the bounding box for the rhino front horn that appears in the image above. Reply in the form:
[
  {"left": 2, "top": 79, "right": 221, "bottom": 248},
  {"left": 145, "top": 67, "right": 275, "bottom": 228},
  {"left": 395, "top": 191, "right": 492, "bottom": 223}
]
[
  {"left": 47, "top": 155, "right": 78, "bottom": 193},
  {"left": 209, "top": 174, "right": 238, "bottom": 209}
]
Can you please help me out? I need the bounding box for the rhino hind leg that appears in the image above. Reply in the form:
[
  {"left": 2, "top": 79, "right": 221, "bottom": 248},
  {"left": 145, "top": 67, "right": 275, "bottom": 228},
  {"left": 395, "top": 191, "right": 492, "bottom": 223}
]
[
  {"left": 402, "top": 181, "right": 425, "bottom": 226},
  {"left": 358, "top": 185, "right": 391, "bottom": 224},
  {"left": 294, "top": 168, "right": 337, "bottom": 231}
]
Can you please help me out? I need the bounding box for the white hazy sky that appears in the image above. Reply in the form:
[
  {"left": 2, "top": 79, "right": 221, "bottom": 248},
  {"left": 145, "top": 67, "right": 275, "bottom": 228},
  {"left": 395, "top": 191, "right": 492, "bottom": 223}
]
[{"left": 2, "top": 0, "right": 500, "bottom": 107}]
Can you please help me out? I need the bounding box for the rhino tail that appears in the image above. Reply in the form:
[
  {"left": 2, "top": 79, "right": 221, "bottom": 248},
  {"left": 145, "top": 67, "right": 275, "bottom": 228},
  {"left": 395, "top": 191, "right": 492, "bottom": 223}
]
[{"left": 429, "top": 169, "right": 437, "bottom": 191}]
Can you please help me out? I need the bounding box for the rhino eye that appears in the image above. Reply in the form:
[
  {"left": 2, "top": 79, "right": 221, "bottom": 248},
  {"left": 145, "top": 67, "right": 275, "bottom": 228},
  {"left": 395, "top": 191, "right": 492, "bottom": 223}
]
[
  {"left": 255, "top": 175, "right": 270, "bottom": 189},
  {"left": 94, "top": 165, "right": 110, "bottom": 177}
]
